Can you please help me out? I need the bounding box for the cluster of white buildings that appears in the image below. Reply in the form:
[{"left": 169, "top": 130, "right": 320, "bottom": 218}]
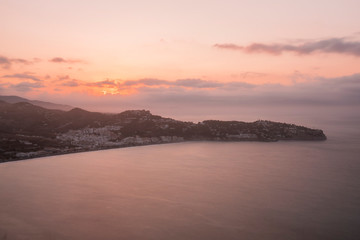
[{"left": 56, "top": 125, "right": 184, "bottom": 148}]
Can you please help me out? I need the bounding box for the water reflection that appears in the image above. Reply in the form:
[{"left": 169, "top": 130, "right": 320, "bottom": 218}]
[{"left": 0, "top": 138, "right": 359, "bottom": 239}]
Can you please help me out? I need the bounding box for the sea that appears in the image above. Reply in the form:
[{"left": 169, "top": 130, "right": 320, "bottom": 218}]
[{"left": 0, "top": 110, "right": 360, "bottom": 240}]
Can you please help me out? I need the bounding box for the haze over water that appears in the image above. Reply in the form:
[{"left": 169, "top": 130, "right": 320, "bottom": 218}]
[{"left": 0, "top": 115, "right": 359, "bottom": 240}]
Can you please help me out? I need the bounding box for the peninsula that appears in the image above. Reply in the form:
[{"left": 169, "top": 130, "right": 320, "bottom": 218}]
[{"left": 0, "top": 100, "right": 326, "bottom": 162}]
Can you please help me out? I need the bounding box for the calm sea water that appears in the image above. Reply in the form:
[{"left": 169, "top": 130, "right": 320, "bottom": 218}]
[{"left": 0, "top": 119, "right": 359, "bottom": 240}]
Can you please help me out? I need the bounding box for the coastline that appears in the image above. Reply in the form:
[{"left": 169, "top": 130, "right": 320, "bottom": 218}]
[{"left": 1, "top": 136, "right": 326, "bottom": 163}]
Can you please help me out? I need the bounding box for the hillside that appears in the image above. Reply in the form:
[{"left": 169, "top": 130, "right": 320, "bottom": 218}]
[{"left": 0, "top": 101, "right": 326, "bottom": 162}]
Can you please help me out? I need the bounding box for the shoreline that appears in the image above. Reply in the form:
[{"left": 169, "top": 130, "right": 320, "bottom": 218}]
[{"left": 0, "top": 137, "right": 326, "bottom": 163}]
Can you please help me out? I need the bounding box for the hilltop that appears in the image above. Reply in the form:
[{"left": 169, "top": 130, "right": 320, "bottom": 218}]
[{"left": 0, "top": 100, "right": 326, "bottom": 162}]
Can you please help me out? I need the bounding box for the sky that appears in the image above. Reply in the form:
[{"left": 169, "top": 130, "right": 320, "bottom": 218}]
[{"left": 1, "top": 0, "right": 360, "bottom": 123}]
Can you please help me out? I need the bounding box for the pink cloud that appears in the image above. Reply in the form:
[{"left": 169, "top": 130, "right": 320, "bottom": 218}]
[
  {"left": 49, "top": 57, "right": 85, "bottom": 64},
  {"left": 0, "top": 55, "right": 36, "bottom": 69},
  {"left": 2, "top": 73, "right": 42, "bottom": 82},
  {"left": 214, "top": 38, "right": 360, "bottom": 56}
]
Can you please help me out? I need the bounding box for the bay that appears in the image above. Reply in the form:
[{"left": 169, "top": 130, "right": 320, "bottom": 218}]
[{"left": 0, "top": 118, "right": 360, "bottom": 240}]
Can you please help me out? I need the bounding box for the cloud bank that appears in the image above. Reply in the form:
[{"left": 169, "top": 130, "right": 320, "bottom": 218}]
[
  {"left": 214, "top": 38, "right": 360, "bottom": 56},
  {"left": 46, "top": 73, "right": 360, "bottom": 109},
  {"left": 115, "top": 78, "right": 254, "bottom": 90}
]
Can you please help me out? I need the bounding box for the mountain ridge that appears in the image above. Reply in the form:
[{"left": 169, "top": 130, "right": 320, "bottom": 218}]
[{"left": 0, "top": 95, "right": 73, "bottom": 111}]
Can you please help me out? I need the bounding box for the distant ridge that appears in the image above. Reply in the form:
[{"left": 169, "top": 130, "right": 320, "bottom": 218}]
[{"left": 0, "top": 95, "right": 73, "bottom": 111}]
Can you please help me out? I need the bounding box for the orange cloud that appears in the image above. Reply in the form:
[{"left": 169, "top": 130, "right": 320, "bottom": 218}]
[{"left": 49, "top": 77, "right": 257, "bottom": 96}]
